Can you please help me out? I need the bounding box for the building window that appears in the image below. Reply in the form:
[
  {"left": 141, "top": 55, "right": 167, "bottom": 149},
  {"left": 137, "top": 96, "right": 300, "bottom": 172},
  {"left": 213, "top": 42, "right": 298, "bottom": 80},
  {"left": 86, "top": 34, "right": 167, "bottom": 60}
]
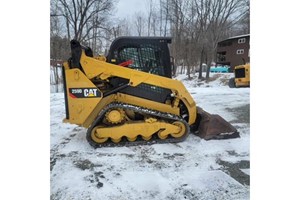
[
  {"left": 238, "top": 38, "right": 246, "bottom": 44},
  {"left": 218, "top": 41, "right": 232, "bottom": 47},
  {"left": 236, "top": 49, "right": 244, "bottom": 54},
  {"left": 217, "top": 51, "right": 226, "bottom": 62}
]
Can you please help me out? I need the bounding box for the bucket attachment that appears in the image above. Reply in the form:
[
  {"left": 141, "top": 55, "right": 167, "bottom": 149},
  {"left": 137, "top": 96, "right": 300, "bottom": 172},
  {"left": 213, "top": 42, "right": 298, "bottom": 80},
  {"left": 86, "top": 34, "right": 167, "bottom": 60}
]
[{"left": 192, "top": 107, "right": 240, "bottom": 140}]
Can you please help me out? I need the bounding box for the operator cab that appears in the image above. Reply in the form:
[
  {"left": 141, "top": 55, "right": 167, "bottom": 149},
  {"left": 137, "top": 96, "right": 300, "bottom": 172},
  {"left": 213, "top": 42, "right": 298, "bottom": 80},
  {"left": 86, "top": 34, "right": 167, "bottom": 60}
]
[{"left": 106, "top": 36, "right": 172, "bottom": 78}]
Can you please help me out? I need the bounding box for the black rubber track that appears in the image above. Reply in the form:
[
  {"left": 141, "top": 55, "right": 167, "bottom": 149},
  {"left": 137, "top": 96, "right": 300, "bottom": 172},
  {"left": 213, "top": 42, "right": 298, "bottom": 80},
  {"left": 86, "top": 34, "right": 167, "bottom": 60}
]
[{"left": 86, "top": 102, "right": 190, "bottom": 148}]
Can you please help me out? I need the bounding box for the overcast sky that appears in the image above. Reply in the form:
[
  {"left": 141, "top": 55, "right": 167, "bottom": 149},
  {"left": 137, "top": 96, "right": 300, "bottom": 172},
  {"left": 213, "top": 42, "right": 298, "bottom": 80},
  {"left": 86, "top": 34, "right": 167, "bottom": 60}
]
[{"left": 115, "top": 0, "right": 157, "bottom": 19}]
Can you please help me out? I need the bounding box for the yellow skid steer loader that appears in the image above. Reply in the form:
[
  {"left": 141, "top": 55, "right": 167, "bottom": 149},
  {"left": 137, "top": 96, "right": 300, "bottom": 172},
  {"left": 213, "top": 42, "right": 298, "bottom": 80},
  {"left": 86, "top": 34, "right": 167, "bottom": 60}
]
[
  {"left": 62, "top": 37, "right": 239, "bottom": 148},
  {"left": 229, "top": 63, "right": 250, "bottom": 88}
]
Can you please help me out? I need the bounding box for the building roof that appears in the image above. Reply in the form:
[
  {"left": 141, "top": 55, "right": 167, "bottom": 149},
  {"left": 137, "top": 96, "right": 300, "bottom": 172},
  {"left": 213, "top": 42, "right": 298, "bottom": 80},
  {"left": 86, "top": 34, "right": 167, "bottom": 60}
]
[
  {"left": 228, "top": 34, "right": 250, "bottom": 40},
  {"left": 219, "top": 34, "right": 250, "bottom": 43}
]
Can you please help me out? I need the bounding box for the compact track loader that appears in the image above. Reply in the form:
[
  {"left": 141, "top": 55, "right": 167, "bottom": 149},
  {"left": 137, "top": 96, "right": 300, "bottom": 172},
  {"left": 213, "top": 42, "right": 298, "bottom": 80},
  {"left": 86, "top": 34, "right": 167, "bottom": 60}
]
[
  {"left": 229, "top": 63, "right": 250, "bottom": 88},
  {"left": 62, "top": 37, "right": 239, "bottom": 148}
]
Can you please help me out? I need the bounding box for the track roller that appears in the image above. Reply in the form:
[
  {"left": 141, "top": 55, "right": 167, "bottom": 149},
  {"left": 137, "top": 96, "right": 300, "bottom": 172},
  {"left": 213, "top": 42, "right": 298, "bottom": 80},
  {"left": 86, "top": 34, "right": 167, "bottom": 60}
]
[
  {"left": 111, "top": 138, "right": 122, "bottom": 143},
  {"left": 127, "top": 136, "right": 137, "bottom": 142},
  {"left": 158, "top": 130, "right": 168, "bottom": 139},
  {"left": 142, "top": 135, "right": 152, "bottom": 141}
]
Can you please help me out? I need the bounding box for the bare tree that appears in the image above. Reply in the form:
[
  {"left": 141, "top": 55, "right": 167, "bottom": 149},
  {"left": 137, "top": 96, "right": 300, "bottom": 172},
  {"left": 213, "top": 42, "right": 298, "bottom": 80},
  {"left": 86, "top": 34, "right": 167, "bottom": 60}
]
[
  {"left": 168, "top": 0, "right": 186, "bottom": 70},
  {"left": 204, "top": 0, "right": 244, "bottom": 79},
  {"left": 51, "top": 1, "right": 67, "bottom": 92},
  {"left": 115, "top": 18, "right": 132, "bottom": 37},
  {"left": 55, "top": 0, "right": 114, "bottom": 42},
  {"left": 134, "top": 12, "right": 146, "bottom": 36},
  {"left": 239, "top": 0, "right": 250, "bottom": 34},
  {"left": 147, "top": 0, "right": 154, "bottom": 36}
]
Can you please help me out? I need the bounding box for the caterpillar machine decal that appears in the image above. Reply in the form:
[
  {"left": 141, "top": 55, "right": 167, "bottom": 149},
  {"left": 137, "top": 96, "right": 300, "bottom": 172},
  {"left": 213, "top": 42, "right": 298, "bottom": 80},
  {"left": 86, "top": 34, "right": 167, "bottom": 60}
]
[{"left": 62, "top": 37, "right": 239, "bottom": 148}]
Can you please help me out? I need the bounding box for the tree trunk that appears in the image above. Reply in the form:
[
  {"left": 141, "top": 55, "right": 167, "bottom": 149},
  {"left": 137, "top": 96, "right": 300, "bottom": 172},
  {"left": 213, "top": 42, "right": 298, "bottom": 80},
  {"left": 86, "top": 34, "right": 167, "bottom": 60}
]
[
  {"left": 180, "top": 65, "right": 185, "bottom": 74},
  {"left": 206, "top": 54, "right": 212, "bottom": 80},
  {"left": 198, "top": 48, "right": 205, "bottom": 79}
]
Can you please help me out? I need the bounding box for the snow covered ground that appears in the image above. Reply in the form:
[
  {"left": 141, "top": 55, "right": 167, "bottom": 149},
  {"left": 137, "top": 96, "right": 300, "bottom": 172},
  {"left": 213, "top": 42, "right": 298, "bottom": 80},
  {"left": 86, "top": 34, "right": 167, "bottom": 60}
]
[{"left": 50, "top": 73, "right": 250, "bottom": 200}]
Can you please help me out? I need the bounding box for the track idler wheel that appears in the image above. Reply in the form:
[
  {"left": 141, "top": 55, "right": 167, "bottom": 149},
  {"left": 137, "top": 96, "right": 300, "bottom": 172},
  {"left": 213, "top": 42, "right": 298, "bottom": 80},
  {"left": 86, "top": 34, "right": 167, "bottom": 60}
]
[
  {"left": 90, "top": 126, "right": 108, "bottom": 143},
  {"left": 170, "top": 121, "right": 186, "bottom": 138}
]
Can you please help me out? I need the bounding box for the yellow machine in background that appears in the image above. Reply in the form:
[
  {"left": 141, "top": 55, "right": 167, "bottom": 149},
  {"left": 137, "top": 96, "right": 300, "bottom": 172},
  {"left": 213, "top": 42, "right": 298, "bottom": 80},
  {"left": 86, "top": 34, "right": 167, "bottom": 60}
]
[
  {"left": 62, "top": 37, "right": 239, "bottom": 148},
  {"left": 229, "top": 63, "right": 250, "bottom": 88}
]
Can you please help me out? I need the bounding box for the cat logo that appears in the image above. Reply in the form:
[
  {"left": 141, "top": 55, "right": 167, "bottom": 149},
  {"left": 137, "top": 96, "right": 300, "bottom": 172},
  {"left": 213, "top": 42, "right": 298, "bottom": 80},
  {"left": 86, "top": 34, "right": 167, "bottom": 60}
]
[
  {"left": 84, "top": 88, "right": 98, "bottom": 97},
  {"left": 69, "top": 88, "right": 101, "bottom": 98}
]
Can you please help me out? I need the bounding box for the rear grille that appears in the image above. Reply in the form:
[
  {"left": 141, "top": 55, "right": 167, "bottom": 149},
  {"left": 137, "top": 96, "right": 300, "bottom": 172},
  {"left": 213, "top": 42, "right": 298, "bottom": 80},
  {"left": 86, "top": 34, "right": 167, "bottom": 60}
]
[{"left": 235, "top": 68, "right": 245, "bottom": 78}]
